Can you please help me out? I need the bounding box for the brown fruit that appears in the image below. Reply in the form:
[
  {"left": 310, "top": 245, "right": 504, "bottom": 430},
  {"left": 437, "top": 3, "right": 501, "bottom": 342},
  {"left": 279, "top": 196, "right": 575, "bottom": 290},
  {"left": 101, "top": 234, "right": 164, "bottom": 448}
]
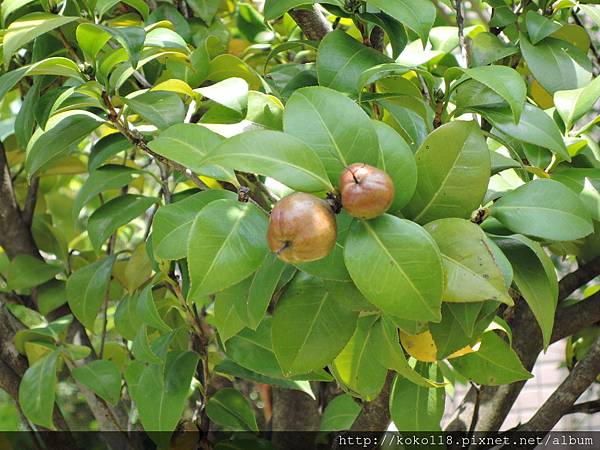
[
  {"left": 339, "top": 163, "right": 395, "bottom": 219},
  {"left": 267, "top": 192, "right": 337, "bottom": 264}
]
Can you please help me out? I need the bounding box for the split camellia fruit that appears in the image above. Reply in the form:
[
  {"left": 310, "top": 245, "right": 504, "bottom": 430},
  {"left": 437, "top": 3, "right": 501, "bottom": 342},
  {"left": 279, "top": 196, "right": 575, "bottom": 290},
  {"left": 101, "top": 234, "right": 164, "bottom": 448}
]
[
  {"left": 339, "top": 163, "right": 394, "bottom": 219},
  {"left": 267, "top": 192, "right": 337, "bottom": 264}
]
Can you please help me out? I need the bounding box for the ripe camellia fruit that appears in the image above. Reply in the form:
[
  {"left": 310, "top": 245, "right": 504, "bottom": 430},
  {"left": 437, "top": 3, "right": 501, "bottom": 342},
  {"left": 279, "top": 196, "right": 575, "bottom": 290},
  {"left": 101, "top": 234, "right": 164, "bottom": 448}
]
[
  {"left": 339, "top": 163, "right": 394, "bottom": 219},
  {"left": 267, "top": 192, "right": 337, "bottom": 264}
]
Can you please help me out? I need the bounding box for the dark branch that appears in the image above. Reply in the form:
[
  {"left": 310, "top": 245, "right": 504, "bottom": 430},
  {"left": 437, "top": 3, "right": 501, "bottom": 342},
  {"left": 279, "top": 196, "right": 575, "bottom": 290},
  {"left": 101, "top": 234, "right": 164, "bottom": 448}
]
[
  {"left": 22, "top": 176, "right": 39, "bottom": 227},
  {"left": 558, "top": 257, "right": 600, "bottom": 301},
  {"left": 519, "top": 336, "right": 600, "bottom": 432},
  {"left": 565, "top": 399, "right": 600, "bottom": 415},
  {"left": 289, "top": 6, "right": 332, "bottom": 41},
  {"left": 0, "top": 141, "right": 40, "bottom": 259}
]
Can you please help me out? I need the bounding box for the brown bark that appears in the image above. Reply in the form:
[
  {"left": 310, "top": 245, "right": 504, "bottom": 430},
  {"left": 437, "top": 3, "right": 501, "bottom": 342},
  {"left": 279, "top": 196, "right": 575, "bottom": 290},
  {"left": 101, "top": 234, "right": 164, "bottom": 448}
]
[
  {"left": 271, "top": 387, "right": 319, "bottom": 450},
  {"left": 289, "top": 6, "right": 332, "bottom": 41}
]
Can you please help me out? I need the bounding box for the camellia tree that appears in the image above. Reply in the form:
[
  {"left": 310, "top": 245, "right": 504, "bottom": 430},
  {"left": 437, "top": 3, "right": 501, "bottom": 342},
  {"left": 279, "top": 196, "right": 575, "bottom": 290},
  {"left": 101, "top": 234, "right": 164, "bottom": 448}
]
[{"left": 1, "top": 0, "right": 600, "bottom": 448}]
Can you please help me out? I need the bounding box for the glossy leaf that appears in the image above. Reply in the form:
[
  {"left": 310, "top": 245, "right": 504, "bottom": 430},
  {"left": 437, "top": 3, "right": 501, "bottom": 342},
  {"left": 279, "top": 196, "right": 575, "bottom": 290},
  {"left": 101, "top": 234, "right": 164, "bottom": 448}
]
[
  {"left": 3, "top": 13, "right": 78, "bottom": 67},
  {"left": 66, "top": 256, "right": 116, "bottom": 329},
  {"left": 404, "top": 121, "right": 490, "bottom": 224},
  {"left": 424, "top": 218, "right": 512, "bottom": 305},
  {"left": 206, "top": 388, "right": 258, "bottom": 431},
  {"left": 316, "top": 30, "right": 391, "bottom": 94},
  {"left": 87, "top": 195, "right": 157, "bottom": 251},
  {"left": 368, "top": 0, "right": 436, "bottom": 44},
  {"left": 525, "top": 11, "right": 561, "bottom": 45},
  {"left": 203, "top": 130, "right": 332, "bottom": 192},
  {"left": 373, "top": 120, "right": 417, "bottom": 211},
  {"left": 520, "top": 34, "right": 592, "bottom": 94},
  {"left": 246, "top": 253, "right": 286, "bottom": 329},
  {"left": 320, "top": 394, "right": 361, "bottom": 432},
  {"left": 554, "top": 76, "right": 600, "bottom": 130},
  {"left": 490, "top": 179, "right": 593, "bottom": 241},
  {"left": 137, "top": 284, "right": 172, "bottom": 333},
  {"left": 449, "top": 332, "right": 533, "bottom": 385},
  {"left": 493, "top": 235, "right": 558, "bottom": 349},
  {"left": 272, "top": 273, "right": 359, "bottom": 375},
  {"left": 73, "top": 165, "right": 139, "bottom": 219},
  {"left": 26, "top": 111, "right": 104, "bottom": 176},
  {"left": 6, "top": 255, "right": 61, "bottom": 291},
  {"left": 152, "top": 190, "right": 237, "bottom": 260},
  {"left": 283, "top": 86, "right": 380, "bottom": 184},
  {"left": 331, "top": 316, "right": 387, "bottom": 400},
  {"left": 135, "top": 351, "right": 199, "bottom": 432},
  {"left": 147, "top": 124, "right": 235, "bottom": 183},
  {"left": 187, "top": 199, "right": 268, "bottom": 298},
  {"left": 123, "top": 92, "right": 185, "bottom": 130},
  {"left": 479, "top": 103, "right": 569, "bottom": 161},
  {"left": 389, "top": 363, "right": 445, "bottom": 431},
  {"left": 71, "top": 360, "right": 121, "bottom": 405},
  {"left": 344, "top": 215, "right": 443, "bottom": 322},
  {"left": 19, "top": 350, "right": 60, "bottom": 429}
]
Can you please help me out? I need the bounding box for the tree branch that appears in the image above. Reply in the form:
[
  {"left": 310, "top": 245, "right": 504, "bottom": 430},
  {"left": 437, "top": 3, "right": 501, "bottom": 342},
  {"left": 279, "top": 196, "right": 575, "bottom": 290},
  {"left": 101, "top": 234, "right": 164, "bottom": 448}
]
[
  {"left": 271, "top": 387, "right": 319, "bottom": 450},
  {"left": 446, "top": 291, "right": 600, "bottom": 432},
  {"left": 289, "top": 6, "right": 332, "bottom": 41},
  {"left": 565, "top": 399, "right": 600, "bottom": 415},
  {"left": 0, "top": 141, "right": 40, "bottom": 259},
  {"left": 22, "top": 176, "right": 39, "bottom": 227},
  {"left": 519, "top": 336, "right": 600, "bottom": 432},
  {"left": 454, "top": 0, "right": 470, "bottom": 67},
  {"left": 558, "top": 257, "right": 600, "bottom": 301}
]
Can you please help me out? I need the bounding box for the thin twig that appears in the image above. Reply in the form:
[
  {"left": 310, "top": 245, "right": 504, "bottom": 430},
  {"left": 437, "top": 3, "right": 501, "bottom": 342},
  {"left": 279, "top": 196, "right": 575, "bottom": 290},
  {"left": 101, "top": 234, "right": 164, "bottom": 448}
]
[
  {"left": 22, "top": 176, "right": 39, "bottom": 227},
  {"left": 454, "top": 0, "right": 470, "bottom": 67}
]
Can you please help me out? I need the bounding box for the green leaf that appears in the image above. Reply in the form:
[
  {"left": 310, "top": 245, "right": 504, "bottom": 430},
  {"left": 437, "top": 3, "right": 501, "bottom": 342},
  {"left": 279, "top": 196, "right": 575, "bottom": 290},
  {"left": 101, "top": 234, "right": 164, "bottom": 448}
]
[
  {"left": 214, "top": 278, "right": 251, "bottom": 343},
  {"left": 73, "top": 165, "right": 139, "bottom": 219},
  {"left": 3, "top": 13, "right": 78, "bottom": 67},
  {"left": 152, "top": 190, "right": 237, "bottom": 260},
  {"left": 137, "top": 285, "right": 172, "bottom": 333},
  {"left": 554, "top": 76, "right": 600, "bottom": 131},
  {"left": 114, "top": 292, "right": 143, "bottom": 340},
  {"left": 123, "top": 92, "right": 185, "bottom": 130},
  {"left": 134, "top": 351, "right": 199, "bottom": 432},
  {"left": 403, "top": 120, "right": 490, "bottom": 224},
  {"left": 196, "top": 78, "right": 248, "bottom": 114},
  {"left": 19, "top": 350, "right": 60, "bottom": 429},
  {"left": 478, "top": 103, "right": 570, "bottom": 161},
  {"left": 263, "top": 0, "right": 342, "bottom": 20},
  {"left": 6, "top": 255, "right": 61, "bottom": 291},
  {"left": 187, "top": 0, "right": 220, "bottom": 23},
  {"left": 76, "top": 23, "right": 111, "bottom": 62},
  {"left": 71, "top": 360, "right": 121, "bottom": 406},
  {"left": 424, "top": 218, "right": 512, "bottom": 305},
  {"left": 246, "top": 253, "right": 286, "bottom": 329},
  {"left": 520, "top": 33, "right": 592, "bottom": 94},
  {"left": 283, "top": 86, "right": 380, "bottom": 183},
  {"left": 449, "top": 332, "right": 533, "bottom": 385},
  {"left": 344, "top": 215, "right": 443, "bottom": 322},
  {"left": 206, "top": 388, "right": 258, "bottom": 432},
  {"left": 525, "top": 11, "right": 561, "bottom": 45},
  {"left": 552, "top": 168, "right": 600, "bottom": 221},
  {"left": 470, "top": 32, "right": 518, "bottom": 67},
  {"left": 317, "top": 30, "right": 392, "bottom": 94},
  {"left": 1, "top": 0, "right": 38, "bottom": 24},
  {"left": 272, "top": 273, "right": 359, "bottom": 376},
  {"left": 215, "top": 359, "right": 315, "bottom": 398},
  {"left": 453, "top": 65, "right": 526, "bottom": 123},
  {"left": 320, "top": 394, "right": 361, "bottom": 432},
  {"left": 147, "top": 124, "right": 236, "bottom": 183},
  {"left": 66, "top": 256, "right": 116, "bottom": 329},
  {"left": 37, "top": 280, "right": 67, "bottom": 316},
  {"left": 493, "top": 235, "right": 558, "bottom": 349},
  {"left": 0, "top": 58, "right": 83, "bottom": 101},
  {"left": 367, "top": 0, "right": 436, "bottom": 44},
  {"left": 101, "top": 26, "right": 146, "bottom": 68},
  {"left": 131, "top": 326, "right": 162, "bottom": 364},
  {"left": 26, "top": 110, "right": 104, "bottom": 177},
  {"left": 373, "top": 120, "right": 417, "bottom": 211},
  {"left": 389, "top": 363, "right": 445, "bottom": 431},
  {"left": 371, "top": 318, "right": 444, "bottom": 388},
  {"left": 490, "top": 179, "right": 593, "bottom": 241},
  {"left": 87, "top": 195, "right": 157, "bottom": 251},
  {"left": 429, "top": 304, "right": 473, "bottom": 359},
  {"left": 331, "top": 316, "right": 387, "bottom": 400},
  {"left": 88, "top": 133, "right": 132, "bottom": 171},
  {"left": 187, "top": 199, "right": 268, "bottom": 298},
  {"left": 202, "top": 130, "right": 332, "bottom": 192}
]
